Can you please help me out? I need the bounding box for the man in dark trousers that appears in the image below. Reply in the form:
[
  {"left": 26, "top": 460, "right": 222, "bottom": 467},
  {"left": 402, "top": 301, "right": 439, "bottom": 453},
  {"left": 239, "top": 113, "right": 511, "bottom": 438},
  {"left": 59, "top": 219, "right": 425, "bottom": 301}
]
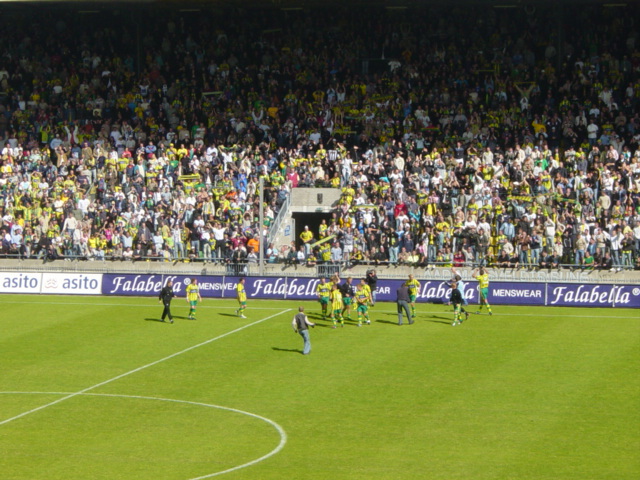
[
  {"left": 158, "top": 279, "right": 175, "bottom": 323},
  {"left": 340, "top": 276, "right": 355, "bottom": 321},
  {"left": 396, "top": 283, "right": 413, "bottom": 325},
  {"left": 365, "top": 269, "right": 379, "bottom": 306},
  {"left": 450, "top": 281, "right": 464, "bottom": 327},
  {"left": 292, "top": 306, "right": 315, "bottom": 355}
]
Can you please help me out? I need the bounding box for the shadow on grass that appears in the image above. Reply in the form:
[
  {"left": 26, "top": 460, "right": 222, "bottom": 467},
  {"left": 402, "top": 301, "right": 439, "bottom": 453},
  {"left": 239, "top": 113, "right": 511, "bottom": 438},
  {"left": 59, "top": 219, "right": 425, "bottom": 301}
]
[
  {"left": 375, "top": 319, "right": 400, "bottom": 325},
  {"left": 144, "top": 318, "right": 166, "bottom": 323},
  {"left": 219, "top": 313, "right": 240, "bottom": 317},
  {"left": 272, "top": 347, "right": 303, "bottom": 354},
  {"left": 425, "top": 316, "right": 454, "bottom": 325},
  {"left": 311, "top": 323, "right": 334, "bottom": 328}
]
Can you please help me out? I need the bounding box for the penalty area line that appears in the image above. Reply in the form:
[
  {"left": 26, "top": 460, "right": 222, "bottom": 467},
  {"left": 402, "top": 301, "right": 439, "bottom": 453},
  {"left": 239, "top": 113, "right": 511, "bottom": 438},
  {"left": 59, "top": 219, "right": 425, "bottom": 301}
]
[{"left": 0, "top": 309, "right": 292, "bottom": 427}]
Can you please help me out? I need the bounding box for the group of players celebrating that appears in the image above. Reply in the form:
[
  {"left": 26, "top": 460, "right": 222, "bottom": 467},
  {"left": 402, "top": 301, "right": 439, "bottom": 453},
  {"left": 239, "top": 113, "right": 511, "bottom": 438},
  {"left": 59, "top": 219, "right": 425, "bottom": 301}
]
[
  {"left": 315, "top": 275, "right": 374, "bottom": 328},
  {"left": 164, "top": 268, "right": 493, "bottom": 327},
  {"left": 315, "top": 268, "right": 493, "bottom": 328}
]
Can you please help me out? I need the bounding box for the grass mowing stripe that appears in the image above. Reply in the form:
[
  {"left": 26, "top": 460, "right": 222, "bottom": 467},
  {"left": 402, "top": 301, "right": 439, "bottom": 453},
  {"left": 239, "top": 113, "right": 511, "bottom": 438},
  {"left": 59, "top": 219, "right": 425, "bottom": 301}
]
[
  {"left": 0, "top": 298, "right": 633, "bottom": 318},
  {"left": 0, "top": 309, "right": 292, "bottom": 427}
]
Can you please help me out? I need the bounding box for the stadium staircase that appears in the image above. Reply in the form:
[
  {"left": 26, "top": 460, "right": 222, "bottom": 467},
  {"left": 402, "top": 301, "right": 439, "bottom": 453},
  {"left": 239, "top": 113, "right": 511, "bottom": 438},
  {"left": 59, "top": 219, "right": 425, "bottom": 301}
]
[{"left": 268, "top": 188, "right": 341, "bottom": 249}]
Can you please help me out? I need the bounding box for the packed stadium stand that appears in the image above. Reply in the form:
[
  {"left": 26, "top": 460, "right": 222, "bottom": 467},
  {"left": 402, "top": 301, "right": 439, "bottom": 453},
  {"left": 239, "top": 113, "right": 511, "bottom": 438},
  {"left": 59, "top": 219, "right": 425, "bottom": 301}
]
[{"left": 0, "top": 1, "right": 639, "bottom": 274}]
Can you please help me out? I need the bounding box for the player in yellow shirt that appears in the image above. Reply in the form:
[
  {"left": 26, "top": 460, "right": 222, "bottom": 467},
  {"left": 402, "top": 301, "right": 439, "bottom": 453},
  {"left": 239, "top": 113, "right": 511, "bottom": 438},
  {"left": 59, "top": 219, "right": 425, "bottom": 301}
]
[
  {"left": 355, "top": 280, "right": 371, "bottom": 327},
  {"left": 405, "top": 274, "right": 420, "bottom": 320},
  {"left": 316, "top": 277, "right": 331, "bottom": 319},
  {"left": 236, "top": 277, "right": 247, "bottom": 318},
  {"left": 185, "top": 278, "right": 202, "bottom": 320},
  {"left": 472, "top": 267, "right": 493, "bottom": 315},
  {"left": 361, "top": 279, "right": 372, "bottom": 307},
  {"left": 329, "top": 283, "right": 344, "bottom": 328}
]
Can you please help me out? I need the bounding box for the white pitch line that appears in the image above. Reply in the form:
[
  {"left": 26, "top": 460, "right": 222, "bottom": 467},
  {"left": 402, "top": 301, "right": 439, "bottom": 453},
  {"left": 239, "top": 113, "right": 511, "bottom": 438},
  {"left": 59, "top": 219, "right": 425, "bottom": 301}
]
[
  {"left": 0, "top": 300, "right": 285, "bottom": 310},
  {"left": 0, "top": 391, "right": 288, "bottom": 479},
  {"left": 0, "top": 309, "right": 292, "bottom": 427}
]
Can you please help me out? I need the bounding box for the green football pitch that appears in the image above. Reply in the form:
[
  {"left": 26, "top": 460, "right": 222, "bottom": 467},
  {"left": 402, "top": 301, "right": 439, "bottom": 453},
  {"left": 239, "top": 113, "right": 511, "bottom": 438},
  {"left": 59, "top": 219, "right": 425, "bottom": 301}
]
[{"left": 0, "top": 294, "right": 638, "bottom": 480}]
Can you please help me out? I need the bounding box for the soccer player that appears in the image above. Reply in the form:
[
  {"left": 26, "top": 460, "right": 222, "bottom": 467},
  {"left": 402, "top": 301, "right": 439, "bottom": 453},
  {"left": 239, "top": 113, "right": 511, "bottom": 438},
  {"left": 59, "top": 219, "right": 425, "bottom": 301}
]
[
  {"left": 340, "top": 276, "right": 355, "bottom": 321},
  {"left": 361, "top": 277, "right": 373, "bottom": 307},
  {"left": 316, "top": 277, "right": 331, "bottom": 319},
  {"left": 473, "top": 267, "right": 493, "bottom": 315},
  {"left": 185, "top": 278, "right": 202, "bottom": 320},
  {"left": 450, "top": 267, "right": 470, "bottom": 321},
  {"left": 405, "top": 274, "right": 420, "bottom": 320},
  {"left": 329, "top": 282, "right": 344, "bottom": 328},
  {"left": 236, "top": 277, "right": 247, "bottom": 318},
  {"left": 450, "top": 281, "right": 464, "bottom": 326},
  {"left": 355, "top": 280, "right": 371, "bottom": 327}
]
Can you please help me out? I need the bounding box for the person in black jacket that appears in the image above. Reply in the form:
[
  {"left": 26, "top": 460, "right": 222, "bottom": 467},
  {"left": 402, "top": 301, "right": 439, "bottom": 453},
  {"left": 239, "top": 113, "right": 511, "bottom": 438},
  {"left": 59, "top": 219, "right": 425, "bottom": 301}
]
[
  {"left": 365, "top": 269, "right": 379, "bottom": 305},
  {"left": 340, "top": 277, "right": 355, "bottom": 321},
  {"left": 450, "top": 281, "right": 464, "bottom": 327},
  {"left": 158, "top": 280, "right": 175, "bottom": 323}
]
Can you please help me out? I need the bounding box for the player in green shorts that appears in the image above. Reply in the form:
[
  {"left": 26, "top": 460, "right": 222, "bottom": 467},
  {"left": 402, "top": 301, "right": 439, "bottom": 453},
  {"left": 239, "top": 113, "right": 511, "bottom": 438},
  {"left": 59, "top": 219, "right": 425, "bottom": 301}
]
[
  {"left": 340, "top": 277, "right": 355, "bottom": 321},
  {"left": 405, "top": 274, "right": 420, "bottom": 319},
  {"left": 185, "top": 278, "right": 202, "bottom": 320},
  {"left": 236, "top": 277, "right": 247, "bottom": 318},
  {"left": 316, "top": 277, "right": 331, "bottom": 319},
  {"left": 329, "top": 283, "right": 344, "bottom": 328},
  {"left": 355, "top": 281, "right": 371, "bottom": 326},
  {"left": 472, "top": 267, "right": 493, "bottom": 315}
]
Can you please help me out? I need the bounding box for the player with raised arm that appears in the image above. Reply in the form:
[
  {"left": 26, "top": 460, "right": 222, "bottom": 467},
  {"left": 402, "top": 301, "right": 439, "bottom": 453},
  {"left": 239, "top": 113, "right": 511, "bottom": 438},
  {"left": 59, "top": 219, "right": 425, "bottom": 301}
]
[
  {"left": 473, "top": 267, "right": 493, "bottom": 315},
  {"left": 450, "top": 281, "right": 464, "bottom": 326},
  {"left": 450, "top": 267, "right": 470, "bottom": 321}
]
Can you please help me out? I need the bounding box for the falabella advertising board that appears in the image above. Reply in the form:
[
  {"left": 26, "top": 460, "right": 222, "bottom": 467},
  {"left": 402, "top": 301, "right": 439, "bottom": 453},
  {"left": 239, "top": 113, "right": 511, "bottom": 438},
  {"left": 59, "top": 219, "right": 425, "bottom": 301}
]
[{"left": 101, "top": 274, "right": 640, "bottom": 308}]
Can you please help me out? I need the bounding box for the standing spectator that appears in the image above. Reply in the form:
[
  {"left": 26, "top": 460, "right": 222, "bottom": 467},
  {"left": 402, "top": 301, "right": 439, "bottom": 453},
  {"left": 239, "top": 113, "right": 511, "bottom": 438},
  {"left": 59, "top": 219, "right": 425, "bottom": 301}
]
[
  {"left": 292, "top": 307, "right": 315, "bottom": 355},
  {"left": 396, "top": 283, "right": 413, "bottom": 326},
  {"left": 299, "top": 225, "right": 314, "bottom": 258},
  {"left": 330, "top": 242, "right": 343, "bottom": 264},
  {"left": 610, "top": 227, "right": 623, "bottom": 271}
]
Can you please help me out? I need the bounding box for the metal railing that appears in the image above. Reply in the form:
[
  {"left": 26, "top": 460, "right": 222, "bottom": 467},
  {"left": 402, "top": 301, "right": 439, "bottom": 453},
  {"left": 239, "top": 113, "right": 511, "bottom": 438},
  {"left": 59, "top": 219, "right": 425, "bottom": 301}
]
[
  {"left": 267, "top": 194, "right": 292, "bottom": 246},
  {"left": 0, "top": 250, "right": 637, "bottom": 271}
]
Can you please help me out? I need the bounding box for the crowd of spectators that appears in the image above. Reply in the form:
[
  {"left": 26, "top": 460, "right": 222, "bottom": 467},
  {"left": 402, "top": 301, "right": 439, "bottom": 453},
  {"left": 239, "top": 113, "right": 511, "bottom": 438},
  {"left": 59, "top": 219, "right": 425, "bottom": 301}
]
[{"left": 0, "top": 4, "right": 639, "bottom": 271}]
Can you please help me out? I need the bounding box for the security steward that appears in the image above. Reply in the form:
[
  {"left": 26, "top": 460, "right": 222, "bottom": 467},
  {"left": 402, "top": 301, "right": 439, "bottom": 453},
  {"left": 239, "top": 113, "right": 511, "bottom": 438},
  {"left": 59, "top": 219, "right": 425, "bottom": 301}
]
[{"left": 159, "top": 279, "right": 176, "bottom": 323}]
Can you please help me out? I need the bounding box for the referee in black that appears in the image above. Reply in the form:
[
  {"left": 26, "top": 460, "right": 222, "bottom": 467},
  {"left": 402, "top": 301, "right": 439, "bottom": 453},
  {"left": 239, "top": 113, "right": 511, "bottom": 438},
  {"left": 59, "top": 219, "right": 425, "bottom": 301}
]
[{"left": 159, "top": 280, "right": 175, "bottom": 323}]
